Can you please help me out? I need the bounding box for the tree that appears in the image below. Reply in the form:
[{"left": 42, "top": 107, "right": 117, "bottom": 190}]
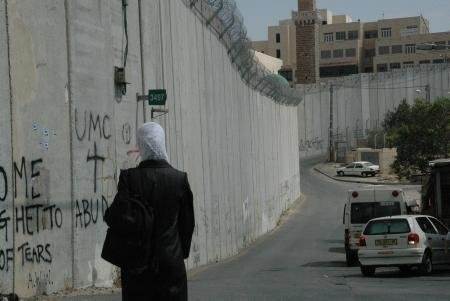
[{"left": 383, "top": 98, "right": 450, "bottom": 179}]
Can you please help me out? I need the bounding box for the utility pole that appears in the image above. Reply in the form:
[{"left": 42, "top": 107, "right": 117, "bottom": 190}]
[{"left": 329, "top": 84, "right": 334, "bottom": 162}]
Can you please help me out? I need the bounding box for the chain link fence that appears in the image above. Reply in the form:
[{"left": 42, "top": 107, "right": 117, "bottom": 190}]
[{"left": 183, "top": 0, "right": 303, "bottom": 106}]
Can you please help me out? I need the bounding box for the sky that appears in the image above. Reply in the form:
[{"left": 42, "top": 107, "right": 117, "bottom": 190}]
[{"left": 235, "top": 0, "right": 450, "bottom": 41}]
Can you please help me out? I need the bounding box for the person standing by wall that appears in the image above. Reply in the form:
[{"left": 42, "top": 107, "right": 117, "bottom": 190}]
[{"left": 117, "top": 122, "right": 195, "bottom": 300}]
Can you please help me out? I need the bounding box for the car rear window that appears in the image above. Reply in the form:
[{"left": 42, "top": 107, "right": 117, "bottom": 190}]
[
  {"left": 351, "top": 201, "right": 401, "bottom": 224},
  {"left": 363, "top": 219, "right": 410, "bottom": 235}
]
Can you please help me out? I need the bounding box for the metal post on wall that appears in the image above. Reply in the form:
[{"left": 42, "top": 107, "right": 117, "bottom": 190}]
[{"left": 329, "top": 84, "right": 334, "bottom": 162}]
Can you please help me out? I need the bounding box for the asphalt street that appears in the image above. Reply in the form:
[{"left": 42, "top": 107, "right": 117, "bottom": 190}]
[
  {"left": 188, "top": 157, "right": 449, "bottom": 301},
  {"left": 43, "top": 157, "right": 449, "bottom": 301}
]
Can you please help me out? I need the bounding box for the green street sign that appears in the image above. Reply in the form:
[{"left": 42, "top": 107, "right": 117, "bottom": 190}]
[{"left": 148, "top": 89, "right": 167, "bottom": 106}]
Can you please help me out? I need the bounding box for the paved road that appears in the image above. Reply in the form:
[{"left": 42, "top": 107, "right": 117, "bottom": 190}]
[{"left": 188, "top": 157, "right": 449, "bottom": 301}]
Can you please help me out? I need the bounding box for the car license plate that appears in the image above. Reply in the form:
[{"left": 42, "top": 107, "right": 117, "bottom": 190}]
[{"left": 375, "top": 239, "right": 397, "bottom": 246}]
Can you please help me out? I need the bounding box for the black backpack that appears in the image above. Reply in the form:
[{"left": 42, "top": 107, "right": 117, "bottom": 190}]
[{"left": 101, "top": 168, "right": 156, "bottom": 270}]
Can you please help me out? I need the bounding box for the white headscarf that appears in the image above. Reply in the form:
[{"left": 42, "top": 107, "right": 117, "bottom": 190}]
[{"left": 137, "top": 122, "right": 169, "bottom": 162}]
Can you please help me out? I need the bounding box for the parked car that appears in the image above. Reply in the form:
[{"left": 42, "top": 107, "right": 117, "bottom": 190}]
[
  {"left": 343, "top": 189, "right": 409, "bottom": 266},
  {"left": 358, "top": 215, "right": 450, "bottom": 276},
  {"left": 337, "top": 161, "right": 380, "bottom": 177}
]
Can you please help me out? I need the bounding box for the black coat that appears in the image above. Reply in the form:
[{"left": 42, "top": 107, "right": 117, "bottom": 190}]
[{"left": 119, "top": 160, "right": 195, "bottom": 301}]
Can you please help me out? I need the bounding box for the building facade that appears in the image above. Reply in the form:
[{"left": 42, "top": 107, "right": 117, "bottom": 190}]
[{"left": 251, "top": 10, "right": 450, "bottom": 82}]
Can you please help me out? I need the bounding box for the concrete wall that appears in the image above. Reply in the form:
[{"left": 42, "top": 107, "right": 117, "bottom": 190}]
[
  {"left": 0, "top": 0, "right": 300, "bottom": 297},
  {"left": 298, "top": 64, "right": 450, "bottom": 160}
]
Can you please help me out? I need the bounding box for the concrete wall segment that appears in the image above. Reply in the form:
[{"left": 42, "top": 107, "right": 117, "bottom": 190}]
[
  {"left": 0, "top": 0, "right": 13, "bottom": 294},
  {"left": 0, "top": 0, "right": 301, "bottom": 297}
]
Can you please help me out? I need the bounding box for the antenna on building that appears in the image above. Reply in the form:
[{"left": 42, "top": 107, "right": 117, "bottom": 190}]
[
  {"left": 382, "top": 11, "right": 385, "bottom": 19},
  {"left": 420, "top": 13, "right": 430, "bottom": 33}
]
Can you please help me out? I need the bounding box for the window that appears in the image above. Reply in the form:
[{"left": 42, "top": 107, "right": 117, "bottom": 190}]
[
  {"left": 355, "top": 163, "right": 363, "bottom": 168},
  {"left": 345, "top": 48, "right": 356, "bottom": 57},
  {"left": 320, "top": 65, "right": 359, "bottom": 77},
  {"left": 391, "top": 45, "right": 403, "bottom": 54},
  {"left": 321, "top": 50, "right": 332, "bottom": 59},
  {"left": 348, "top": 30, "right": 359, "bottom": 40},
  {"left": 405, "top": 44, "right": 416, "bottom": 54},
  {"left": 333, "top": 49, "right": 344, "bottom": 58},
  {"left": 345, "top": 164, "right": 355, "bottom": 169},
  {"left": 377, "top": 64, "right": 388, "bottom": 72},
  {"left": 403, "top": 61, "right": 414, "bottom": 68},
  {"left": 322, "top": 21, "right": 328, "bottom": 25},
  {"left": 324, "top": 33, "right": 334, "bottom": 43},
  {"left": 381, "top": 27, "right": 392, "bottom": 38},
  {"left": 336, "top": 31, "right": 346, "bottom": 40},
  {"left": 378, "top": 46, "right": 390, "bottom": 55},
  {"left": 390, "top": 62, "right": 401, "bottom": 69},
  {"left": 276, "top": 49, "right": 281, "bottom": 58},
  {"left": 276, "top": 33, "right": 281, "bottom": 43},
  {"left": 364, "top": 67, "right": 374, "bottom": 73},
  {"left": 419, "top": 60, "right": 431, "bottom": 65},
  {"left": 433, "top": 59, "right": 445, "bottom": 64},
  {"left": 416, "top": 217, "right": 437, "bottom": 234},
  {"left": 364, "top": 219, "right": 410, "bottom": 235},
  {"left": 429, "top": 217, "right": 448, "bottom": 235},
  {"left": 365, "top": 49, "right": 376, "bottom": 58},
  {"left": 351, "top": 202, "right": 401, "bottom": 224},
  {"left": 364, "top": 30, "right": 378, "bottom": 39}
]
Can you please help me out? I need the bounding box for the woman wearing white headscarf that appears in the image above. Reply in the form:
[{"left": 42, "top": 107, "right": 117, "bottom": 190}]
[{"left": 118, "top": 122, "right": 195, "bottom": 300}]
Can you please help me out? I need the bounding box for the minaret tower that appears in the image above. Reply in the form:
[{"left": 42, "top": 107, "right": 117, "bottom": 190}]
[{"left": 295, "top": 0, "right": 320, "bottom": 84}]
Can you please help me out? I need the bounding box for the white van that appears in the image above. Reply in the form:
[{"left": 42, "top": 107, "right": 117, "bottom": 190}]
[{"left": 343, "top": 188, "right": 409, "bottom": 266}]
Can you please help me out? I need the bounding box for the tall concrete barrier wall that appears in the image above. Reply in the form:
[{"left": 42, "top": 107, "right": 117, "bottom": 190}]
[
  {"left": 0, "top": 0, "right": 300, "bottom": 297},
  {"left": 298, "top": 64, "right": 450, "bottom": 160}
]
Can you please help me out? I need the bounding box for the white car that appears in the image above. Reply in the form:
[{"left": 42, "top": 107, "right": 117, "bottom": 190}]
[
  {"left": 358, "top": 215, "right": 450, "bottom": 276},
  {"left": 337, "top": 161, "right": 380, "bottom": 177}
]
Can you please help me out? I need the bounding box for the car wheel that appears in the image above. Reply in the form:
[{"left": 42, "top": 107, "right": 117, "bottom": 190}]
[
  {"left": 361, "top": 172, "right": 367, "bottom": 177},
  {"left": 337, "top": 171, "right": 344, "bottom": 176},
  {"left": 419, "top": 251, "right": 433, "bottom": 275},
  {"left": 399, "top": 266, "right": 412, "bottom": 274},
  {"left": 360, "top": 265, "right": 376, "bottom": 277}
]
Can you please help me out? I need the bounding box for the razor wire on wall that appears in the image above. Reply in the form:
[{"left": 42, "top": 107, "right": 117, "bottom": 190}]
[{"left": 183, "top": 0, "right": 303, "bottom": 106}]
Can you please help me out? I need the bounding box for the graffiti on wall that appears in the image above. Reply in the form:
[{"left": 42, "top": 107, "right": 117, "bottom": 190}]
[
  {"left": 0, "top": 157, "right": 63, "bottom": 279},
  {"left": 74, "top": 109, "right": 114, "bottom": 230},
  {"left": 299, "top": 137, "right": 324, "bottom": 152}
]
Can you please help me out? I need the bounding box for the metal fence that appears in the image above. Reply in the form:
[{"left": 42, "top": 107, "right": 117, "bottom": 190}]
[{"left": 183, "top": 0, "right": 303, "bottom": 106}]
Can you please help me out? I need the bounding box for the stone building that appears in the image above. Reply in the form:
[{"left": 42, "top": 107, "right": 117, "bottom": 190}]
[{"left": 251, "top": 6, "right": 450, "bottom": 83}]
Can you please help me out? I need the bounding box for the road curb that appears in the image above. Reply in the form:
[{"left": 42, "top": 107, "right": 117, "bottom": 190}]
[{"left": 313, "top": 166, "right": 411, "bottom": 186}]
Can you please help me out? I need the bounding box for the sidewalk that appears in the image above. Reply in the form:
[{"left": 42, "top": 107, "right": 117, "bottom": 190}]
[
  {"left": 31, "top": 288, "right": 121, "bottom": 301},
  {"left": 314, "top": 162, "right": 411, "bottom": 186}
]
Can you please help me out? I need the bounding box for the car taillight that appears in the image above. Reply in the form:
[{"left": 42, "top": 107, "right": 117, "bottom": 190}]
[
  {"left": 352, "top": 191, "right": 359, "bottom": 198},
  {"left": 392, "top": 190, "right": 399, "bottom": 197},
  {"left": 359, "top": 235, "right": 366, "bottom": 247},
  {"left": 408, "top": 233, "right": 419, "bottom": 245}
]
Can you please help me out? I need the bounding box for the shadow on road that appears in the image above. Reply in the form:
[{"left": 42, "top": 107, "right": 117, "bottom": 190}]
[
  {"left": 338, "top": 266, "right": 450, "bottom": 279},
  {"left": 323, "top": 239, "right": 344, "bottom": 244},
  {"left": 301, "top": 261, "right": 348, "bottom": 268},
  {"left": 328, "top": 247, "right": 346, "bottom": 254}
]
